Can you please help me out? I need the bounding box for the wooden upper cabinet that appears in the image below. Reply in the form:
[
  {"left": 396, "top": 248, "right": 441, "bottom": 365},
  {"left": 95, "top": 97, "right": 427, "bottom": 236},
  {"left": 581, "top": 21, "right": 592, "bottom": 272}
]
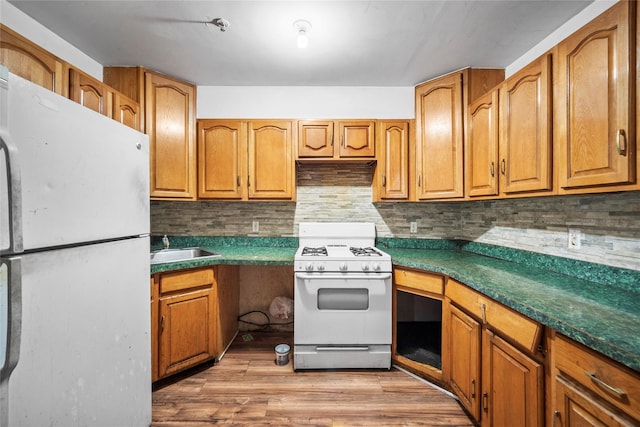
[
  {"left": 298, "top": 120, "right": 335, "bottom": 157},
  {"left": 375, "top": 120, "right": 410, "bottom": 200},
  {"left": 414, "top": 68, "right": 504, "bottom": 201},
  {"left": 467, "top": 89, "right": 500, "bottom": 197},
  {"left": 0, "top": 25, "right": 65, "bottom": 95},
  {"left": 556, "top": 1, "right": 636, "bottom": 192},
  {"left": 145, "top": 72, "right": 196, "bottom": 200},
  {"left": 338, "top": 121, "right": 376, "bottom": 157},
  {"left": 105, "top": 67, "right": 196, "bottom": 200},
  {"left": 248, "top": 120, "right": 295, "bottom": 200},
  {"left": 198, "top": 120, "right": 247, "bottom": 200},
  {"left": 112, "top": 91, "right": 141, "bottom": 131},
  {"left": 297, "top": 120, "right": 375, "bottom": 160},
  {"left": 69, "top": 68, "right": 112, "bottom": 117},
  {"left": 500, "top": 52, "right": 553, "bottom": 195}
]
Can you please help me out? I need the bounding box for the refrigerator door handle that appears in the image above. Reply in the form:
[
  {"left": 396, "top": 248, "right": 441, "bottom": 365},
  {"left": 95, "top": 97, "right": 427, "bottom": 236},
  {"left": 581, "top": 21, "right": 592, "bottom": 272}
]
[
  {"left": 0, "top": 131, "right": 23, "bottom": 255},
  {"left": 0, "top": 257, "right": 22, "bottom": 427}
]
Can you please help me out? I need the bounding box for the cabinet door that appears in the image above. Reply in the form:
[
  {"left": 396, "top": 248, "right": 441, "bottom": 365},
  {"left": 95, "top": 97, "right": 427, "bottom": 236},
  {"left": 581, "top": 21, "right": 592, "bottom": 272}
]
[
  {"left": 482, "top": 330, "right": 544, "bottom": 427},
  {"left": 500, "top": 53, "right": 553, "bottom": 194},
  {"left": 69, "top": 68, "right": 112, "bottom": 117},
  {"left": 198, "top": 120, "right": 247, "bottom": 199},
  {"left": 158, "top": 287, "right": 216, "bottom": 378},
  {"left": 556, "top": 1, "right": 635, "bottom": 190},
  {"left": 298, "top": 120, "right": 334, "bottom": 158},
  {"left": 0, "top": 25, "right": 65, "bottom": 95},
  {"left": 248, "top": 120, "right": 295, "bottom": 200},
  {"left": 338, "top": 120, "right": 376, "bottom": 158},
  {"left": 554, "top": 375, "right": 636, "bottom": 427},
  {"left": 145, "top": 72, "right": 196, "bottom": 199},
  {"left": 448, "top": 303, "right": 482, "bottom": 421},
  {"left": 112, "top": 91, "right": 141, "bottom": 131},
  {"left": 415, "top": 73, "right": 464, "bottom": 200},
  {"left": 467, "top": 89, "right": 499, "bottom": 197},
  {"left": 377, "top": 120, "right": 410, "bottom": 200}
]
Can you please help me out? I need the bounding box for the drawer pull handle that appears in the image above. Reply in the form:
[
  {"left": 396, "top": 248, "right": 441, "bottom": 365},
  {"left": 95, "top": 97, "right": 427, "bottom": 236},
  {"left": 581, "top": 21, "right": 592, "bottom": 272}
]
[
  {"left": 471, "top": 379, "right": 476, "bottom": 398},
  {"left": 382, "top": 174, "right": 386, "bottom": 187},
  {"left": 482, "top": 392, "right": 488, "bottom": 412},
  {"left": 480, "top": 303, "right": 487, "bottom": 324},
  {"left": 490, "top": 161, "right": 495, "bottom": 177},
  {"left": 585, "top": 371, "right": 627, "bottom": 398}
]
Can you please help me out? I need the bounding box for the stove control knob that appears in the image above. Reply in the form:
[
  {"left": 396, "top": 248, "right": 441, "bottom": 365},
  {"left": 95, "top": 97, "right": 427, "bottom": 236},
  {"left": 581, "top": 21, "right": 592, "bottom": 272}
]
[
  {"left": 372, "top": 263, "right": 381, "bottom": 271},
  {"left": 317, "top": 263, "right": 325, "bottom": 271},
  {"left": 339, "top": 262, "right": 348, "bottom": 272},
  {"left": 361, "top": 263, "right": 370, "bottom": 271},
  {"left": 305, "top": 262, "right": 314, "bottom": 271}
]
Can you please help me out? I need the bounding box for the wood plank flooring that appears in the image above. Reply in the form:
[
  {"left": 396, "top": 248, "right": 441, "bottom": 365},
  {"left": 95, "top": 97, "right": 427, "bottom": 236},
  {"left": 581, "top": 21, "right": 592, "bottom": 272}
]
[{"left": 152, "top": 332, "right": 476, "bottom": 426}]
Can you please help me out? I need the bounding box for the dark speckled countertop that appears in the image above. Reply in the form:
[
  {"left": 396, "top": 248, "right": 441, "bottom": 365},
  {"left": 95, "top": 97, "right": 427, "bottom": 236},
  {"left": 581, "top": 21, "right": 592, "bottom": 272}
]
[{"left": 150, "top": 236, "right": 640, "bottom": 373}]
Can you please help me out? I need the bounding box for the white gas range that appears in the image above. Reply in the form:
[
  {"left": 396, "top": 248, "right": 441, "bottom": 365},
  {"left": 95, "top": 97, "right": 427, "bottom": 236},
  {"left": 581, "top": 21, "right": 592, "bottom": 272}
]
[{"left": 293, "top": 222, "right": 392, "bottom": 370}]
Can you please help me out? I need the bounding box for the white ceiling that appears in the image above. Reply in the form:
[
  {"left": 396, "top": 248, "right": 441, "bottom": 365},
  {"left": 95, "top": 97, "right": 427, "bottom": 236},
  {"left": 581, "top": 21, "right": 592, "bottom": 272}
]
[{"left": 8, "top": 0, "right": 592, "bottom": 87}]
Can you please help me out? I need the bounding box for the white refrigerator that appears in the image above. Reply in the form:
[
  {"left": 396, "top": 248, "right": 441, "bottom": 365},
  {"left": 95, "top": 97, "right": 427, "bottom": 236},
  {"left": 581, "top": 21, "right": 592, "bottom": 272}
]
[{"left": 0, "top": 68, "right": 152, "bottom": 426}]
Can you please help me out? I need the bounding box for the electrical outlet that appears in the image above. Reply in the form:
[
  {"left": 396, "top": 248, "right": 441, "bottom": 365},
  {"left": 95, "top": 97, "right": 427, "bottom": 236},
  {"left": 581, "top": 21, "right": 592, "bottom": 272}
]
[
  {"left": 568, "top": 228, "right": 581, "bottom": 249},
  {"left": 252, "top": 221, "right": 259, "bottom": 233},
  {"left": 410, "top": 221, "right": 418, "bottom": 234}
]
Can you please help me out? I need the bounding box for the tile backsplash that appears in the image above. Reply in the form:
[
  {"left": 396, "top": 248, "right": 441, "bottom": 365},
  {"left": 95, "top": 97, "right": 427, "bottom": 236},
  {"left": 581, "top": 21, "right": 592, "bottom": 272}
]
[{"left": 151, "top": 164, "right": 640, "bottom": 271}]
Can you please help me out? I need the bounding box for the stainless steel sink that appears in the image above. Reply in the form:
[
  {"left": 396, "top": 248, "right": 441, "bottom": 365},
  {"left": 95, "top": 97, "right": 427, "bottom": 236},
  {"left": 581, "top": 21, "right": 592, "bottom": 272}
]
[{"left": 150, "top": 247, "right": 221, "bottom": 264}]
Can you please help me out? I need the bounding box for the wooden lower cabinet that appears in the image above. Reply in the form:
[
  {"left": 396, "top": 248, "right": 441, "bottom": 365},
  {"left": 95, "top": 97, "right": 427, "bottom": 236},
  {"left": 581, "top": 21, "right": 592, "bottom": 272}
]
[
  {"left": 481, "top": 330, "right": 544, "bottom": 427},
  {"left": 155, "top": 268, "right": 217, "bottom": 379},
  {"left": 152, "top": 265, "right": 240, "bottom": 381},
  {"left": 554, "top": 376, "right": 636, "bottom": 427},
  {"left": 551, "top": 332, "right": 640, "bottom": 425},
  {"left": 447, "top": 302, "right": 482, "bottom": 420}
]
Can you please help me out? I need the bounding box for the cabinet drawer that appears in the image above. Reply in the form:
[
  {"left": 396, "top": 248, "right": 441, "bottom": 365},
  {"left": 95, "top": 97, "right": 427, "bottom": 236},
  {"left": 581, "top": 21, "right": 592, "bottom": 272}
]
[
  {"left": 554, "top": 333, "right": 640, "bottom": 421},
  {"left": 394, "top": 268, "right": 444, "bottom": 295},
  {"left": 159, "top": 268, "right": 214, "bottom": 294},
  {"left": 446, "top": 279, "right": 542, "bottom": 353}
]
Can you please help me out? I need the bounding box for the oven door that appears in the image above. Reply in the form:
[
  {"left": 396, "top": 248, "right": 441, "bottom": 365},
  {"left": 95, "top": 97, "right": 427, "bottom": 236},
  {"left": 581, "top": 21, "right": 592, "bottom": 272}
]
[{"left": 294, "top": 272, "right": 392, "bottom": 345}]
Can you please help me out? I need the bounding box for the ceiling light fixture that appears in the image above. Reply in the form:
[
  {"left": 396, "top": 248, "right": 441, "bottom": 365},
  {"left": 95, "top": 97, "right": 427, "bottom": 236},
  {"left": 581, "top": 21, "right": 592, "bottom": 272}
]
[
  {"left": 210, "top": 17, "right": 230, "bottom": 32},
  {"left": 293, "top": 19, "right": 312, "bottom": 49}
]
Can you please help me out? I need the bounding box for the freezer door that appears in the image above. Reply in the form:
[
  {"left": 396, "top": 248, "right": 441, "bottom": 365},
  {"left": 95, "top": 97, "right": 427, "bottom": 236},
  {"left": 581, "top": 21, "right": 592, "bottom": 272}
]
[
  {"left": 0, "top": 73, "right": 149, "bottom": 252},
  {"left": 6, "top": 237, "right": 151, "bottom": 427}
]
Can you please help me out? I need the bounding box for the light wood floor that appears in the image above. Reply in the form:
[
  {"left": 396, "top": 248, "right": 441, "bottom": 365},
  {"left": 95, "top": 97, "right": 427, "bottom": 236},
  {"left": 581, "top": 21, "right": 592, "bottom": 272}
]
[{"left": 152, "top": 332, "right": 476, "bottom": 426}]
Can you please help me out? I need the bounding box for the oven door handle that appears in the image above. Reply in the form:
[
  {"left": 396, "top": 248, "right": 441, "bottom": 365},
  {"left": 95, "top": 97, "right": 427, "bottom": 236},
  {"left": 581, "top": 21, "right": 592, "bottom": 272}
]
[
  {"left": 315, "top": 346, "right": 370, "bottom": 352},
  {"left": 295, "top": 273, "right": 392, "bottom": 280}
]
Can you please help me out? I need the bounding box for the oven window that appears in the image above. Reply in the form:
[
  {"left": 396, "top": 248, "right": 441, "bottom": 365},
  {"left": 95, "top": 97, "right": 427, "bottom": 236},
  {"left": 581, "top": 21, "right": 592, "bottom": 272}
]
[
  {"left": 317, "top": 288, "right": 369, "bottom": 310},
  {"left": 396, "top": 290, "right": 442, "bottom": 369}
]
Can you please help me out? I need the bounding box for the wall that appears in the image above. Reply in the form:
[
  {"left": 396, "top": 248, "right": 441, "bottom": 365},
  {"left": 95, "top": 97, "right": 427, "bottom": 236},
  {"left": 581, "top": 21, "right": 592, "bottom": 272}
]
[{"left": 151, "top": 165, "right": 640, "bottom": 272}]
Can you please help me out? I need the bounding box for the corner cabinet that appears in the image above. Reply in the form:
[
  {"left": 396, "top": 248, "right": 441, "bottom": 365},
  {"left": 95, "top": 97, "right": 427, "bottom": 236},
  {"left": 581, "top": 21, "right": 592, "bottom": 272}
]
[
  {"left": 414, "top": 68, "right": 504, "bottom": 201},
  {"left": 297, "top": 120, "right": 376, "bottom": 160},
  {"left": 104, "top": 67, "right": 197, "bottom": 200},
  {"left": 374, "top": 120, "right": 410, "bottom": 201},
  {"left": 555, "top": 0, "right": 637, "bottom": 193}
]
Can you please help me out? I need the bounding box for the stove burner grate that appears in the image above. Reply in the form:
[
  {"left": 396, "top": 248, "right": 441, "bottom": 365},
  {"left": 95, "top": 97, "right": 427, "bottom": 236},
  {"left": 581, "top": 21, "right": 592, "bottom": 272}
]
[
  {"left": 350, "top": 246, "right": 383, "bottom": 257},
  {"left": 301, "top": 246, "right": 328, "bottom": 256}
]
